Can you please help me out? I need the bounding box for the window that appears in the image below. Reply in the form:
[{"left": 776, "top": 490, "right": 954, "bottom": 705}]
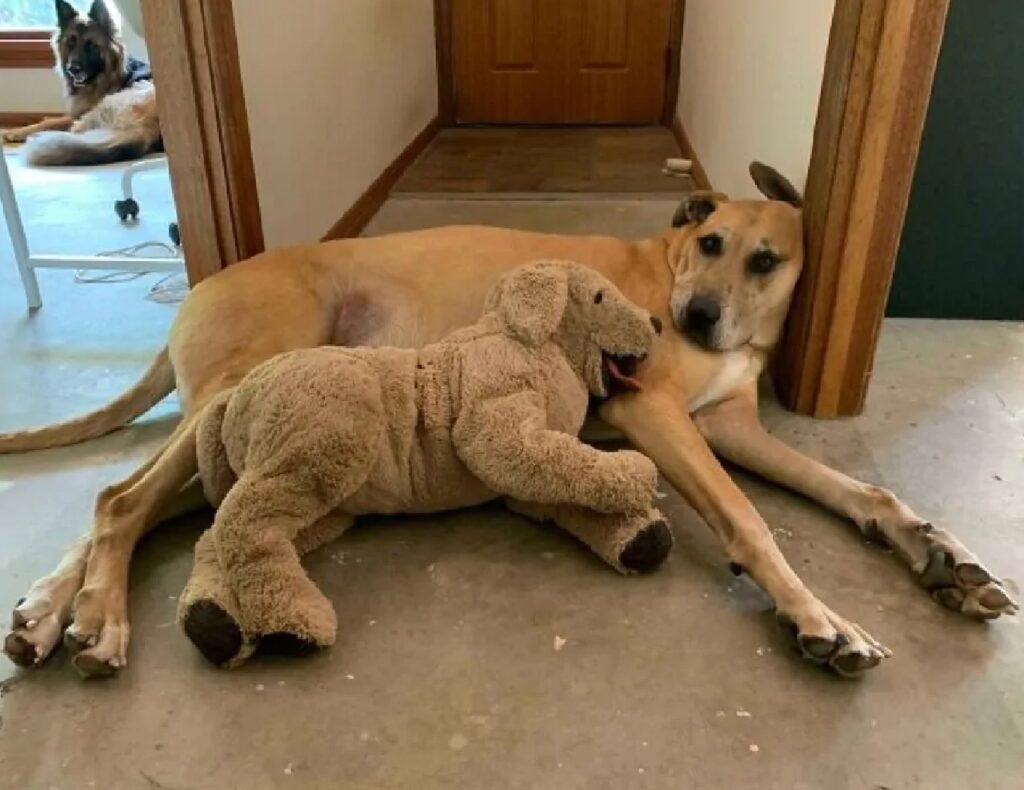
[
  {"left": 1, "top": 0, "right": 55, "bottom": 28},
  {"left": 0, "top": 0, "right": 56, "bottom": 68}
]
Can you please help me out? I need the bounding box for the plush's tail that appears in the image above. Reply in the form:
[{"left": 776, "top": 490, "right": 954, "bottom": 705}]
[
  {"left": 23, "top": 127, "right": 159, "bottom": 167},
  {"left": 0, "top": 348, "right": 175, "bottom": 453},
  {"left": 195, "top": 390, "right": 237, "bottom": 506}
]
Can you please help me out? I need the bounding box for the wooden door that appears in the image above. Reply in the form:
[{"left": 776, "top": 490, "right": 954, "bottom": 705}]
[{"left": 451, "top": 0, "right": 674, "bottom": 124}]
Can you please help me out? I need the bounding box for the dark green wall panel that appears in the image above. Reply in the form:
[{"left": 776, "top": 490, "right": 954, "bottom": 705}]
[{"left": 888, "top": 0, "right": 1024, "bottom": 319}]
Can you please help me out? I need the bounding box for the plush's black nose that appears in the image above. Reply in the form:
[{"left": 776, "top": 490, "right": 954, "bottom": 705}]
[
  {"left": 684, "top": 294, "right": 721, "bottom": 330},
  {"left": 650, "top": 316, "right": 662, "bottom": 335}
]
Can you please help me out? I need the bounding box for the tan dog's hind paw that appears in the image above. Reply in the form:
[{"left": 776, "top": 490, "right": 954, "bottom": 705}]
[
  {"left": 5, "top": 605, "right": 65, "bottom": 668},
  {"left": 63, "top": 586, "right": 130, "bottom": 678},
  {"left": 4, "top": 576, "right": 82, "bottom": 668},
  {"left": 910, "top": 524, "right": 1019, "bottom": 620},
  {"left": 776, "top": 602, "right": 891, "bottom": 679}
]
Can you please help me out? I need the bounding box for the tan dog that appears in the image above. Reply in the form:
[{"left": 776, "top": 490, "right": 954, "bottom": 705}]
[
  {"left": 179, "top": 261, "right": 665, "bottom": 669},
  {"left": 2, "top": 163, "right": 1015, "bottom": 680},
  {"left": 1, "top": 1, "right": 162, "bottom": 166}
]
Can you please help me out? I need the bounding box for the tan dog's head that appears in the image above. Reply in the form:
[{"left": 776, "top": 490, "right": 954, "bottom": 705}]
[
  {"left": 667, "top": 162, "right": 805, "bottom": 352},
  {"left": 485, "top": 261, "right": 658, "bottom": 398}
]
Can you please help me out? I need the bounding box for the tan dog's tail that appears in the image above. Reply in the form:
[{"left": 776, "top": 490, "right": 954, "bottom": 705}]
[
  {"left": 0, "top": 348, "right": 175, "bottom": 453},
  {"left": 23, "top": 126, "right": 161, "bottom": 167}
]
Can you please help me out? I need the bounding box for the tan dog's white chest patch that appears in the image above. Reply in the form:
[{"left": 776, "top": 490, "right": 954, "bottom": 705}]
[{"left": 688, "top": 350, "right": 761, "bottom": 412}]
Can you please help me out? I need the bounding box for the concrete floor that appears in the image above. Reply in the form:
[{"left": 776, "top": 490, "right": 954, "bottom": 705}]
[{"left": 2, "top": 194, "right": 1023, "bottom": 789}]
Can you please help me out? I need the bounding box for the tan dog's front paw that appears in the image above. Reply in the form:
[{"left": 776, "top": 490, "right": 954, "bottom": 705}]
[
  {"left": 2, "top": 129, "right": 28, "bottom": 144},
  {"left": 776, "top": 602, "right": 891, "bottom": 678},
  {"left": 64, "top": 584, "right": 131, "bottom": 678}
]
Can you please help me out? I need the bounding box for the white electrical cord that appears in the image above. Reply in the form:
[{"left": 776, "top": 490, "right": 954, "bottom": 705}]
[{"left": 74, "top": 240, "right": 187, "bottom": 303}]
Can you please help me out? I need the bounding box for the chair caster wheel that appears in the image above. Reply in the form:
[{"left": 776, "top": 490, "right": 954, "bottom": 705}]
[
  {"left": 169, "top": 222, "right": 180, "bottom": 247},
  {"left": 114, "top": 198, "right": 139, "bottom": 222}
]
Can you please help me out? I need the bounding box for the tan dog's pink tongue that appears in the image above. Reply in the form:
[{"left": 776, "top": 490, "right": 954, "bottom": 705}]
[{"left": 607, "top": 358, "right": 642, "bottom": 391}]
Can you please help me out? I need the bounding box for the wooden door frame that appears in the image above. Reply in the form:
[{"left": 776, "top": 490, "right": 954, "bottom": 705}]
[
  {"left": 141, "top": 0, "right": 263, "bottom": 284},
  {"left": 774, "top": 0, "right": 950, "bottom": 417},
  {"left": 433, "top": 0, "right": 687, "bottom": 127}
]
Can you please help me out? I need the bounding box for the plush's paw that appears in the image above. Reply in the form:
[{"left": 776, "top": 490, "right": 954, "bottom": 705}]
[
  {"left": 182, "top": 598, "right": 251, "bottom": 668},
  {"left": 606, "top": 450, "right": 658, "bottom": 513},
  {"left": 619, "top": 520, "right": 673, "bottom": 573}
]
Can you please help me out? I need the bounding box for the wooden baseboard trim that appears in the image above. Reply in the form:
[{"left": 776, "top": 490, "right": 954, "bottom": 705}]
[
  {"left": 669, "top": 116, "right": 712, "bottom": 192},
  {"left": 323, "top": 117, "right": 441, "bottom": 240},
  {"left": 0, "top": 111, "right": 61, "bottom": 129}
]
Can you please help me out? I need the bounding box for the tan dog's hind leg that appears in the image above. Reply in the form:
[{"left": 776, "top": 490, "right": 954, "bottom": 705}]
[
  {"left": 2, "top": 115, "right": 73, "bottom": 143},
  {"left": 61, "top": 415, "right": 201, "bottom": 677},
  {"left": 602, "top": 389, "right": 891, "bottom": 677},
  {"left": 505, "top": 499, "right": 673, "bottom": 575},
  {"left": 694, "top": 383, "right": 1018, "bottom": 620},
  {"left": 4, "top": 475, "right": 207, "bottom": 669},
  {"left": 5, "top": 536, "right": 90, "bottom": 668}
]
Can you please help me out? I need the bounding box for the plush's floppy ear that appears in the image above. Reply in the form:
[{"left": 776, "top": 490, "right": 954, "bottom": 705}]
[
  {"left": 88, "top": 0, "right": 116, "bottom": 34},
  {"left": 749, "top": 161, "right": 803, "bottom": 207},
  {"left": 486, "top": 264, "right": 570, "bottom": 348},
  {"left": 56, "top": 0, "right": 78, "bottom": 28},
  {"left": 671, "top": 192, "right": 719, "bottom": 228}
]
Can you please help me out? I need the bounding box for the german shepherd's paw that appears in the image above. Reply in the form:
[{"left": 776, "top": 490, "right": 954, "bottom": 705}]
[{"left": 2, "top": 128, "right": 29, "bottom": 144}]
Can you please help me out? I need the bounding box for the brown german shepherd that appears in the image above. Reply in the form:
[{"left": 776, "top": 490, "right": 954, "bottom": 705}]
[{"left": 0, "top": 0, "right": 161, "bottom": 166}]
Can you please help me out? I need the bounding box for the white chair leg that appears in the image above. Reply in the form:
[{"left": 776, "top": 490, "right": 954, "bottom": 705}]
[
  {"left": 120, "top": 156, "right": 169, "bottom": 201},
  {"left": 0, "top": 149, "right": 41, "bottom": 310}
]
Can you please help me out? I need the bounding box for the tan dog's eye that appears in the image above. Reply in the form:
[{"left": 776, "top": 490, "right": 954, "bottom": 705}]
[
  {"left": 593, "top": 290, "right": 604, "bottom": 304},
  {"left": 698, "top": 234, "right": 723, "bottom": 257},
  {"left": 748, "top": 251, "right": 780, "bottom": 275}
]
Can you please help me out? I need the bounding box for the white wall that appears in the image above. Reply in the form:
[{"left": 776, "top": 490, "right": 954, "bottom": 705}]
[
  {"left": 0, "top": 1, "right": 149, "bottom": 114},
  {"left": 233, "top": 0, "right": 438, "bottom": 248},
  {"left": 676, "top": 0, "right": 835, "bottom": 199}
]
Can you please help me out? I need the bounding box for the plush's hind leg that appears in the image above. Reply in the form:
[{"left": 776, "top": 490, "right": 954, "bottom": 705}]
[
  {"left": 179, "top": 514, "right": 353, "bottom": 668},
  {"left": 504, "top": 499, "right": 673, "bottom": 574},
  {"left": 212, "top": 472, "right": 353, "bottom": 657}
]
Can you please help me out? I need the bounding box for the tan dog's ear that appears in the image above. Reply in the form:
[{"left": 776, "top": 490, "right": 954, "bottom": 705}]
[
  {"left": 486, "top": 263, "right": 570, "bottom": 348},
  {"left": 749, "top": 161, "right": 803, "bottom": 207},
  {"left": 671, "top": 191, "right": 725, "bottom": 228}
]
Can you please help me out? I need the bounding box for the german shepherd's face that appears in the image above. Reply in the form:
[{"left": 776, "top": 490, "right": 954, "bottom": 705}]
[
  {"left": 54, "top": 0, "right": 120, "bottom": 91},
  {"left": 667, "top": 163, "right": 805, "bottom": 352}
]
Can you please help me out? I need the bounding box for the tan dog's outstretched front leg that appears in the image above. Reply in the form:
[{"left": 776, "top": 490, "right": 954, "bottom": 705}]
[
  {"left": 2, "top": 115, "right": 73, "bottom": 144},
  {"left": 601, "top": 388, "right": 891, "bottom": 677},
  {"left": 455, "top": 391, "right": 658, "bottom": 515},
  {"left": 694, "top": 383, "right": 1018, "bottom": 620},
  {"left": 504, "top": 499, "right": 673, "bottom": 574}
]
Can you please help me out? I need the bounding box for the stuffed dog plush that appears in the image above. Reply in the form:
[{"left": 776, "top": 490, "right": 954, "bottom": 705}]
[{"left": 179, "top": 260, "right": 672, "bottom": 667}]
